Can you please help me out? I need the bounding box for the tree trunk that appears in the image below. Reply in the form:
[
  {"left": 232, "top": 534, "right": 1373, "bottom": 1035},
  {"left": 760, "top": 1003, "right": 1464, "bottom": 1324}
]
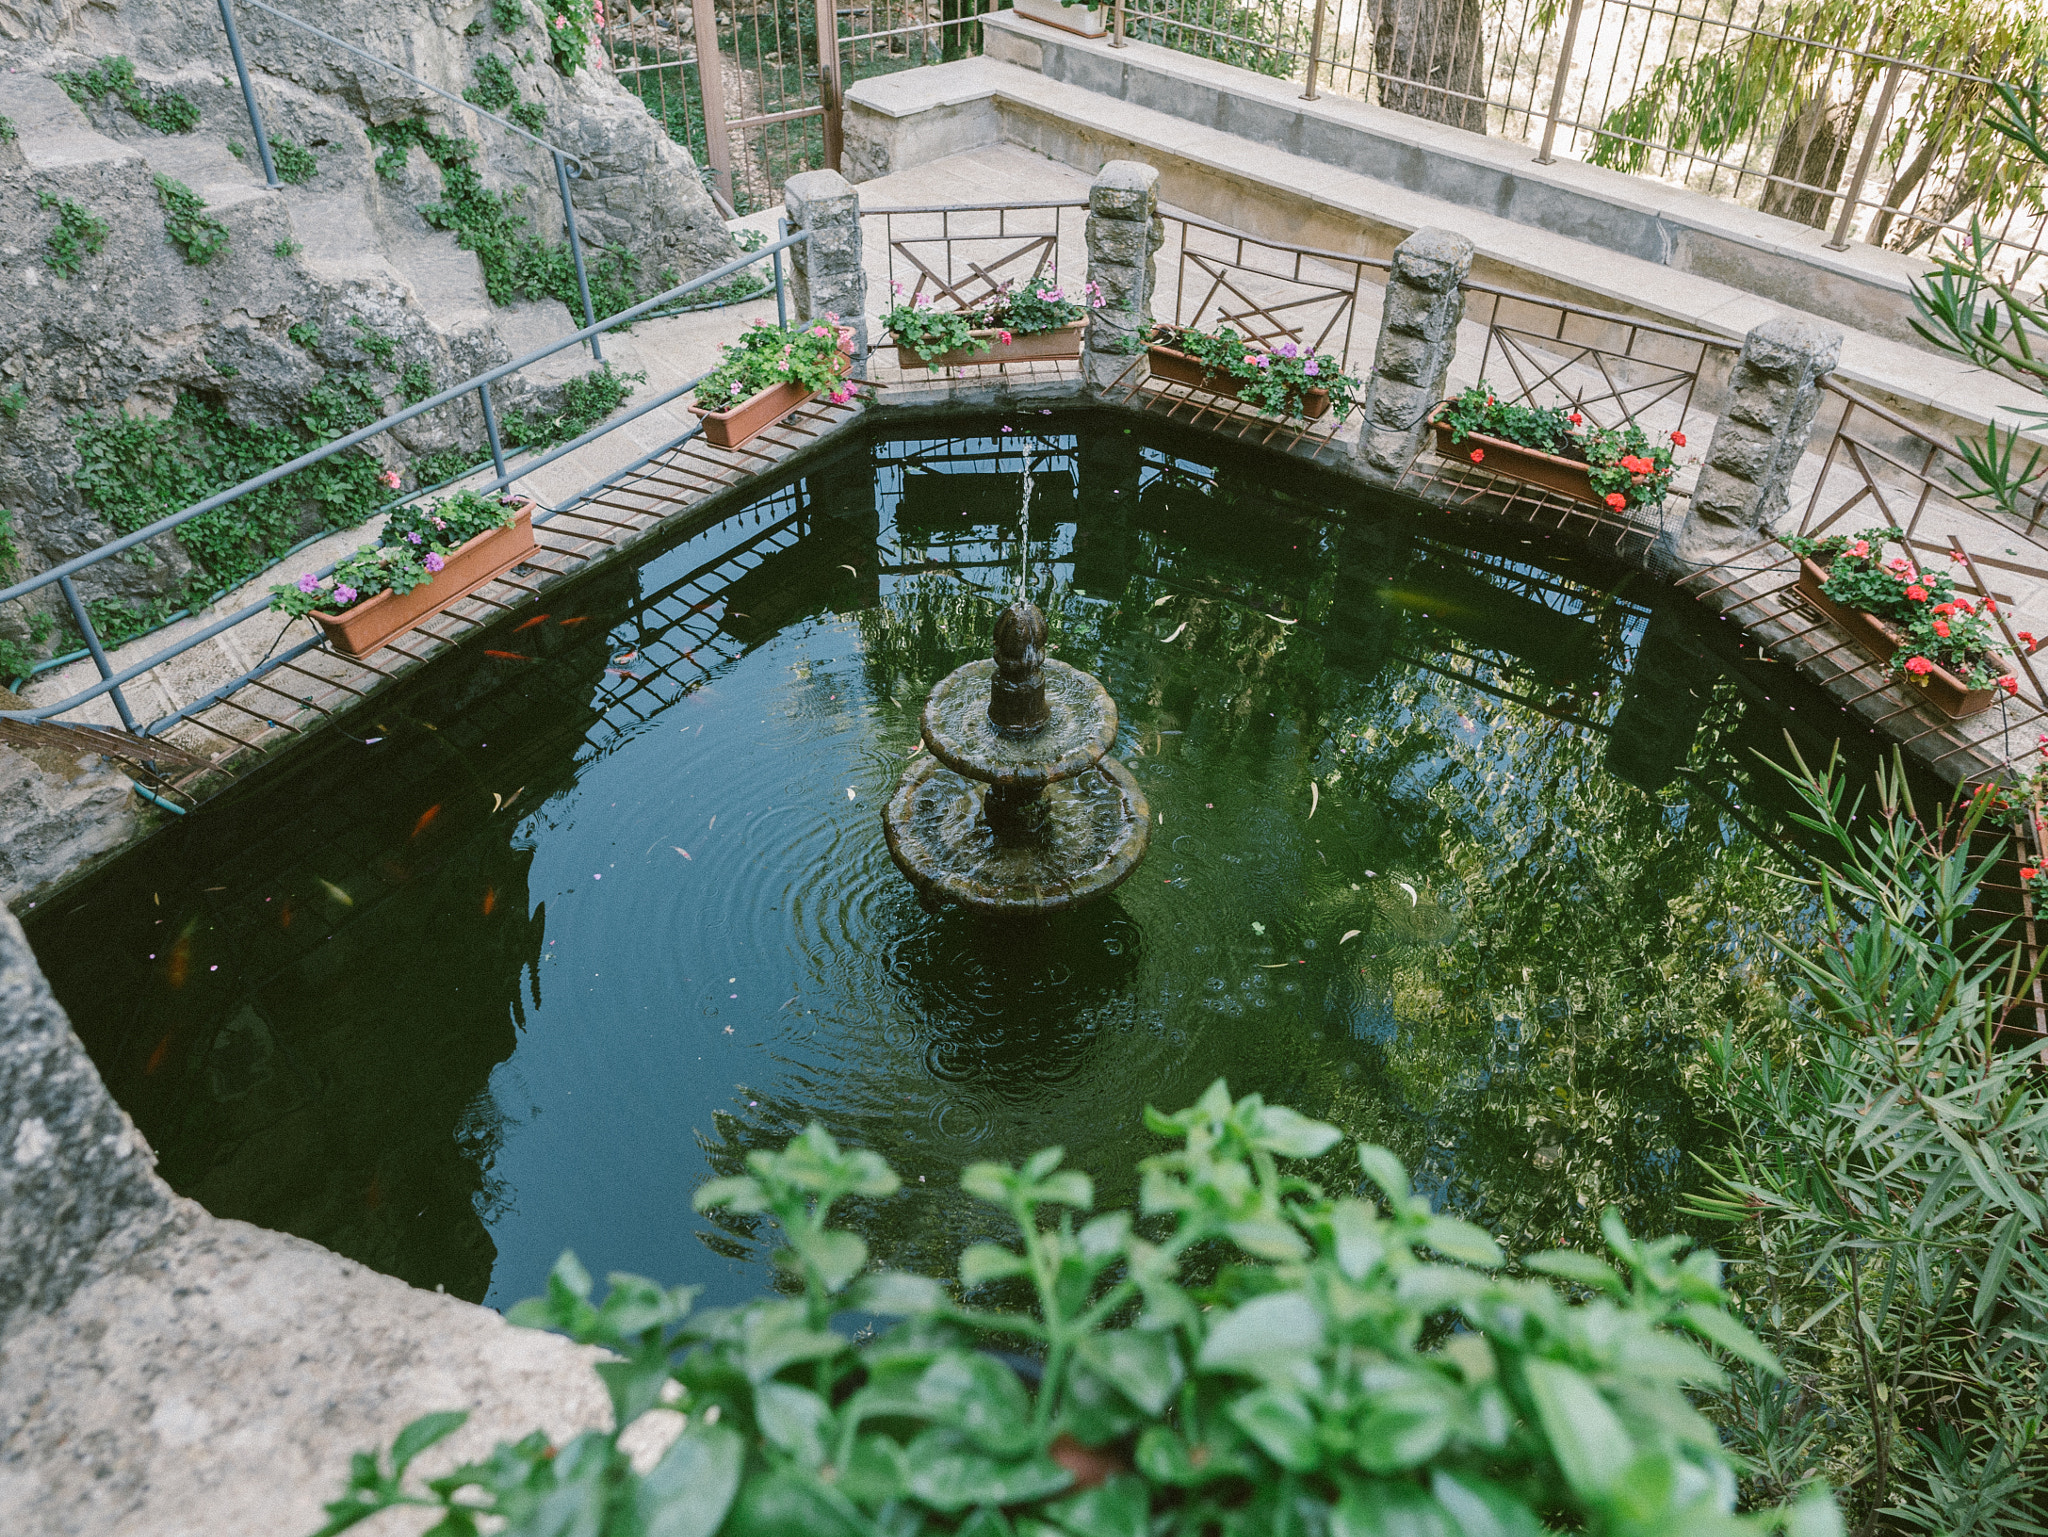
[
  {"left": 1369, "top": 0, "right": 1488, "bottom": 135},
  {"left": 1760, "top": 90, "right": 1857, "bottom": 229}
]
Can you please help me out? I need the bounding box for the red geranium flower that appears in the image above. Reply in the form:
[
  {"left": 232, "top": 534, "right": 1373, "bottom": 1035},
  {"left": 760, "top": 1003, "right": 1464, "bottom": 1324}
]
[
  {"left": 1906, "top": 585, "right": 1928, "bottom": 602},
  {"left": 2021, "top": 630, "right": 2038, "bottom": 651},
  {"left": 2001, "top": 675, "right": 2020, "bottom": 695},
  {"left": 1470, "top": 448, "right": 1484, "bottom": 463},
  {"left": 1568, "top": 412, "right": 1583, "bottom": 425},
  {"left": 1605, "top": 491, "right": 1627, "bottom": 510},
  {"left": 1904, "top": 655, "right": 1935, "bottom": 676},
  {"left": 1987, "top": 599, "right": 2000, "bottom": 614},
  {"left": 1670, "top": 431, "right": 1686, "bottom": 446},
  {"left": 1934, "top": 620, "right": 1951, "bottom": 638},
  {"left": 1949, "top": 550, "right": 1967, "bottom": 562}
]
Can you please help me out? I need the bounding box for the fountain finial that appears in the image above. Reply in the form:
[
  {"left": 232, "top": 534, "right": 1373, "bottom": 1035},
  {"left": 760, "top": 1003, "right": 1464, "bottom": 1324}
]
[{"left": 988, "top": 600, "right": 1049, "bottom": 732}]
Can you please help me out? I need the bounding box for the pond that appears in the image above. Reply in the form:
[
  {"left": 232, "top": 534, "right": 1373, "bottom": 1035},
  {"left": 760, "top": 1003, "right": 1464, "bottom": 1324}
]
[{"left": 25, "top": 410, "right": 1883, "bottom": 1310}]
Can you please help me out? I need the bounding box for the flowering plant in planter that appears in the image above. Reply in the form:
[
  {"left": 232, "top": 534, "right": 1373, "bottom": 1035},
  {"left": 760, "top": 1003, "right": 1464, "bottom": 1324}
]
[
  {"left": 1435, "top": 385, "right": 1681, "bottom": 511},
  {"left": 883, "top": 280, "right": 1103, "bottom": 366},
  {"left": 1149, "top": 323, "right": 1363, "bottom": 420},
  {"left": 694, "top": 316, "right": 856, "bottom": 409},
  {"left": 311, "top": 1081, "right": 1837, "bottom": 1537},
  {"left": 267, "top": 490, "right": 518, "bottom": 619},
  {"left": 1781, "top": 526, "right": 2017, "bottom": 693}
]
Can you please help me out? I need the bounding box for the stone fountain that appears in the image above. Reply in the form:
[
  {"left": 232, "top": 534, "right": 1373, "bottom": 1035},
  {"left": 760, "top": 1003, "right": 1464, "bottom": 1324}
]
[{"left": 882, "top": 584, "right": 1149, "bottom": 914}]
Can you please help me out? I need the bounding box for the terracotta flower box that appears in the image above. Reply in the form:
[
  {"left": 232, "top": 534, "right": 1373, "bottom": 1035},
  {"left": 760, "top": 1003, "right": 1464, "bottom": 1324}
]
[
  {"left": 906, "top": 321, "right": 1087, "bottom": 370},
  {"left": 690, "top": 347, "right": 852, "bottom": 450},
  {"left": 1427, "top": 405, "right": 1600, "bottom": 507},
  {"left": 1146, "top": 342, "right": 1331, "bottom": 420},
  {"left": 313, "top": 502, "right": 537, "bottom": 658},
  {"left": 1013, "top": 0, "right": 1108, "bottom": 37},
  {"left": 1794, "top": 556, "right": 1996, "bottom": 718}
]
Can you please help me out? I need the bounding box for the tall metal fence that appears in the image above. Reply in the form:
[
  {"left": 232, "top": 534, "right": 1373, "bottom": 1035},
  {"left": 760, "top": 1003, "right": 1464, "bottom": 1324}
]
[{"left": 598, "top": 0, "right": 2048, "bottom": 279}]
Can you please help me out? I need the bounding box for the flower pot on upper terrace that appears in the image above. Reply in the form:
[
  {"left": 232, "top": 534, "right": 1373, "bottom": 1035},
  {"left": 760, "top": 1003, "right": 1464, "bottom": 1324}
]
[
  {"left": 1013, "top": 0, "right": 1108, "bottom": 38},
  {"left": 1794, "top": 556, "right": 1996, "bottom": 718},
  {"left": 690, "top": 348, "right": 853, "bottom": 451},
  {"left": 1146, "top": 342, "right": 1331, "bottom": 420},
  {"left": 312, "top": 502, "right": 537, "bottom": 659},
  {"left": 1426, "top": 405, "right": 1600, "bottom": 507},
  {"left": 903, "top": 321, "right": 1087, "bottom": 370}
]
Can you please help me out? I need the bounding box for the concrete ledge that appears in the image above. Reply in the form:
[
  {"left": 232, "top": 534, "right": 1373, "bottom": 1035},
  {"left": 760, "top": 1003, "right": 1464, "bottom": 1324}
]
[
  {"left": 842, "top": 57, "right": 2040, "bottom": 445},
  {"left": 982, "top": 13, "right": 1930, "bottom": 349}
]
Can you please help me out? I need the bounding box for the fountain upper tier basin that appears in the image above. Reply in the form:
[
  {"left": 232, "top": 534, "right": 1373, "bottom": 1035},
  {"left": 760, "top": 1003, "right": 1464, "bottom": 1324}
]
[{"left": 921, "top": 658, "right": 1117, "bottom": 788}]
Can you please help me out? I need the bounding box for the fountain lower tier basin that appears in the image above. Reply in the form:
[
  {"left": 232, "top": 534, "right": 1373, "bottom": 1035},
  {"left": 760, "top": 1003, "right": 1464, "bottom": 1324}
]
[
  {"left": 922, "top": 658, "right": 1117, "bottom": 790},
  {"left": 882, "top": 754, "right": 1151, "bottom": 914}
]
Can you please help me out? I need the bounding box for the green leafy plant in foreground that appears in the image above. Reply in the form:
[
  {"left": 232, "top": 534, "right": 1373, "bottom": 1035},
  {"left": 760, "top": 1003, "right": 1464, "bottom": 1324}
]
[{"left": 313, "top": 1083, "right": 1839, "bottom": 1537}]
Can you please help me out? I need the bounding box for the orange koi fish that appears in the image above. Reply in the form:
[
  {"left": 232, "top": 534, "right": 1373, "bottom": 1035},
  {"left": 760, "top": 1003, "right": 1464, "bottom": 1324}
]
[
  {"left": 514, "top": 614, "right": 551, "bottom": 632},
  {"left": 411, "top": 803, "right": 442, "bottom": 839},
  {"left": 482, "top": 886, "right": 497, "bottom": 916},
  {"left": 145, "top": 1032, "right": 173, "bottom": 1076}
]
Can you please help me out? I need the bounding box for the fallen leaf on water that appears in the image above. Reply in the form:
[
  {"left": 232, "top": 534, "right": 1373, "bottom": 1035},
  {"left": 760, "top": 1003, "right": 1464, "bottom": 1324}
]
[
  {"left": 708, "top": 815, "right": 716, "bottom": 829},
  {"left": 840, "top": 564, "right": 858, "bottom": 575},
  {"left": 1259, "top": 962, "right": 1291, "bottom": 969},
  {"left": 846, "top": 787, "right": 858, "bottom": 800},
  {"left": 908, "top": 742, "right": 924, "bottom": 756},
  {"left": 319, "top": 879, "right": 354, "bottom": 908},
  {"left": 674, "top": 847, "right": 692, "bottom": 860},
  {"left": 1398, "top": 881, "right": 1418, "bottom": 906},
  {"left": 1251, "top": 921, "right": 1266, "bottom": 935},
  {"left": 1152, "top": 593, "right": 1174, "bottom": 608},
  {"left": 1309, "top": 782, "right": 1319, "bottom": 819},
  {"left": 514, "top": 614, "right": 551, "bottom": 631},
  {"left": 1161, "top": 622, "right": 1187, "bottom": 644},
  {"left": 1265, "top": 614, "right": 1297, "bottom": 626},
  {"left": 1341, "top": 929, "right": 1361, "bottom": 944},
  {"left": 362, "top": 736, "right": 383, "bottom": 745}
]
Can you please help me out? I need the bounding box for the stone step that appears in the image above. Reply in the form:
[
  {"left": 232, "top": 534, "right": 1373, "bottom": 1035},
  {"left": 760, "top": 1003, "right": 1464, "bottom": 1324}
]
[
  {"left": 0, "top": 75, "right": 142, "bottom": 173},
  {"left": 131, "top": 135, "right": 272, "bottom": 211}
]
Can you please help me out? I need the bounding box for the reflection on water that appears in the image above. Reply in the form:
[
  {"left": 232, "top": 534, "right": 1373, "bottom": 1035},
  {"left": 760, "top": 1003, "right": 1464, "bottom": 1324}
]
[{"left": 26, "top": 412, "right": 1893, "bottom": 1308}]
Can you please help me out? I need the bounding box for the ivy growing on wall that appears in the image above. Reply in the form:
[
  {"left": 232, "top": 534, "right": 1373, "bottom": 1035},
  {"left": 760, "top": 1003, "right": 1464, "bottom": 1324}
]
[
  {"left": 154, "top": 175, "right": 229, "bottom": 265},
  {"left": 363, "top": 116, "right": 639, "bottom": 320},
  {"left": 38, "top": 194, "right": 108, "bottom": 278},
  {"left": 69, "top": 375, "right": 390, "bottom": 646},
  {"left": 55, "top": 56, "right": 200, "bottom": 134}
]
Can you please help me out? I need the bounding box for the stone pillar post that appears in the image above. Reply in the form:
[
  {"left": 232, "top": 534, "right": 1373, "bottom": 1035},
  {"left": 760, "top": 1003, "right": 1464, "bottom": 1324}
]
[
  {"left": 1351, "top": 228, "right": 1475, "bottom": 482},
  {"left": 1668, "top": 316, "right": 1841, "bottom": 569},
  {"left": 783, "top": 169, "right": 868, "bottom": 367},
  {"left": 1082, "top": 161, "right": 1163, "bottom": 394}
]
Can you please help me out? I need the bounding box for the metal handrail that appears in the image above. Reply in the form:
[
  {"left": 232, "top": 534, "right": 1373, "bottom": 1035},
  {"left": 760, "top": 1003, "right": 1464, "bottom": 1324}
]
[
  {"left": 218, "top": 0, "right": 606, "bottom": 352},
  {"left": 0, "top": 234, "right": 803, "bottom": 730}
]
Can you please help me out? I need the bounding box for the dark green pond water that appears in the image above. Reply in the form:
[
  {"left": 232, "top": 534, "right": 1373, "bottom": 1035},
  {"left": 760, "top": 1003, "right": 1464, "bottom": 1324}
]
[{"left": 26, "top": 412, "right": 1882, "bottom": 1310}]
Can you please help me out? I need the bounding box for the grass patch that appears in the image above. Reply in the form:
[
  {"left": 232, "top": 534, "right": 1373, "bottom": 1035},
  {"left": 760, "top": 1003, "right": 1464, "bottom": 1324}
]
[{"left": 154, "top": 175, "right": 229, "bottom": 265}]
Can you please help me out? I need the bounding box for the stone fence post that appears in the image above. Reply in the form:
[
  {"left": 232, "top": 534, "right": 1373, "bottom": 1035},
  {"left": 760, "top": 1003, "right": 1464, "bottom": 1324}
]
[
  {"left": 783, "top": 169, "right": 868, "bottom": 368},
  {"left": 1351, "top": 228, "right": 1475, "bottom": 483},
  {"left": 1667, "top": 317, "right": 1842, "bottom": 569},
  {"left": 1082, "top": 161, "right": 1163, "bottom": 394}
]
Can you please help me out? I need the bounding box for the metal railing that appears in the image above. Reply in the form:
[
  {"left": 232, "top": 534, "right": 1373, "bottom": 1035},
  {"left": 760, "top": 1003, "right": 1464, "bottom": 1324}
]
[
  {"left": 217, "top": 0, "right": 604, "bottom": 350},
  {"left": 1102, "top": 0, "right": 2048, "bottom": 280},
  {"left": 0, "top": 236, "right": 801, "bottom": 736}
]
